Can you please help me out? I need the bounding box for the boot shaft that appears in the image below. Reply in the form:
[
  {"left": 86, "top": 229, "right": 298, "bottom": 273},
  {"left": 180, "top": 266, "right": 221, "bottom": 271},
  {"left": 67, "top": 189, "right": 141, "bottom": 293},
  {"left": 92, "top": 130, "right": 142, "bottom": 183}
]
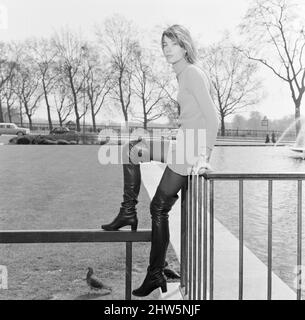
[{"left": 149, "top": 188, "right": 179, "bottom": 270}]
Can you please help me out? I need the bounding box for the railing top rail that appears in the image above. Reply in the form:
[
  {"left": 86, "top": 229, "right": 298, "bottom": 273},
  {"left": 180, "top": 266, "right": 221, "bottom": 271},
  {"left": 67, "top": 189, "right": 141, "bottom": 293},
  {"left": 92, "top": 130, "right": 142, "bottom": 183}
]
[
  {"left": 199, "top": 172, "right": 305, "bottom": 180},
  {"left": 0, "top": 229, "right": 151, "bottom": 244}
]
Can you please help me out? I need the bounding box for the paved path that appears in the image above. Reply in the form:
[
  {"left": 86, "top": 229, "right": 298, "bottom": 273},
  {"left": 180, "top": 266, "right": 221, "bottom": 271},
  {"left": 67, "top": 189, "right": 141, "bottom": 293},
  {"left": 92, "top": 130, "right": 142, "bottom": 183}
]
[{"left": 140, "top": 161, "right": 296, "bottom": 300}]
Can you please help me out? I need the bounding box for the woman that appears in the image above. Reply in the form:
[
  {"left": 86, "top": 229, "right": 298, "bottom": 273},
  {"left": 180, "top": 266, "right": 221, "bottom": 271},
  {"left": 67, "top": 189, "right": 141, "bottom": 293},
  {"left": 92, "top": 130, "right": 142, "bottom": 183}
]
[{"left": 101, "top": 24, "right": 219, "bottom": 297}]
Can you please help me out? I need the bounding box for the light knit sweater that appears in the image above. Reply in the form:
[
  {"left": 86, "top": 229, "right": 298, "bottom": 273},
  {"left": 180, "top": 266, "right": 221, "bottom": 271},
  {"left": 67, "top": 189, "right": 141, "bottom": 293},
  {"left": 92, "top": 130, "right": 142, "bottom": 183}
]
[{"left": 167, "top": 58, "right": 219, "bottom": 176}]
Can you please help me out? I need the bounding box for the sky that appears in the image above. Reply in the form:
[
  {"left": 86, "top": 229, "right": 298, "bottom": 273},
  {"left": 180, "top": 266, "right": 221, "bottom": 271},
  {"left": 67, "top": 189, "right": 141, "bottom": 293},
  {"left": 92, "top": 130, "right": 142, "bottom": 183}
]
[{"left": 0, "top": 0, "right": 303, "bottom": 122}]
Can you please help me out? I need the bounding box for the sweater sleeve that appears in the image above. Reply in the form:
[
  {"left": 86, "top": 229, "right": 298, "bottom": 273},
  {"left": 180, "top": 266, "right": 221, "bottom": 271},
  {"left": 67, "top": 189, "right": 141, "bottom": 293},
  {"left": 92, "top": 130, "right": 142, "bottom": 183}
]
[{"left": 185, "top": 66, "right": 219, "bottom": 157}]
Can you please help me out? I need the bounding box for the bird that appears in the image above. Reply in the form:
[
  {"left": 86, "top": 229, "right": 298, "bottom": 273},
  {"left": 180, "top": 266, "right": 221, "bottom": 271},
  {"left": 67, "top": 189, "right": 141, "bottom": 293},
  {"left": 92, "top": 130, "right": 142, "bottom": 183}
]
[{"left": 86, "top": 267, "right": 112, "bottom": 292}]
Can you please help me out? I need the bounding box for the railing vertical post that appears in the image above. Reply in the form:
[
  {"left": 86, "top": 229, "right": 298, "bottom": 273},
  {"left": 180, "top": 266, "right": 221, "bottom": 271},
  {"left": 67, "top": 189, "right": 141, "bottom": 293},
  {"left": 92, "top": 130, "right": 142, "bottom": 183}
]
[
  {"left": 197, "top": 175, "right": 203, "bottom": 299},
  {"left": 190, "top": 174, "right": 195, "bottom": 299},
  {"left": 239, "top": 179, "right": 244, "bottom": 300},
  {"left": 297, "top": 180, "right": 302, "bottom": 300},
  {"left": 192, "top": 175, "right": 198, "bottom": 299},
  {"left": 203, "top": 177, "right": 208, "bottom": 300},
  {"left": 209, "top": 179, "right": 214, "bottom": 300},
  {"left": 267, "top": 180, "right": 273, "bottom": 300},
  {"left": 180, "top": 183, "right": 188, "bottom": 294},
  {"left": 187, "top": 174, "right": 193, "bottom": 299},
  {"left": 125, "top": 242, "right": 132, "bottom": 300}
]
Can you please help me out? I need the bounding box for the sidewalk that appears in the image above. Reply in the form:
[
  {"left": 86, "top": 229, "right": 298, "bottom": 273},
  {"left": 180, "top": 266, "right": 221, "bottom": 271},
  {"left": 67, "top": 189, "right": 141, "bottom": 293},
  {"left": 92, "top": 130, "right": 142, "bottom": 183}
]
[{"left": 140, "top": 161, "right": 296, "bottom": 300}]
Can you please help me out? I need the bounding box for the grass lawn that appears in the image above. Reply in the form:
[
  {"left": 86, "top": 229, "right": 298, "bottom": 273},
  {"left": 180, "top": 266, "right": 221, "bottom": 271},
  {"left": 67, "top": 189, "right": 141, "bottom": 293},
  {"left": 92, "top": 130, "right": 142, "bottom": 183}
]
[{"left": 0, "top": 146, "right": 179, "bottom": 300}]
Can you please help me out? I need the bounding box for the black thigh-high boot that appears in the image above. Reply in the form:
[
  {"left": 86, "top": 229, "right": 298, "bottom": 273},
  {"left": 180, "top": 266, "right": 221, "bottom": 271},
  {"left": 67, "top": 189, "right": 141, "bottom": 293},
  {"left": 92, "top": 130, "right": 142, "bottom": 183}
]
[
  {"left": 132, "top": 187, "right": 179, "bottom": 297},
  {"left": 101, "top": 140, "right": 142, "bottom": 231}
]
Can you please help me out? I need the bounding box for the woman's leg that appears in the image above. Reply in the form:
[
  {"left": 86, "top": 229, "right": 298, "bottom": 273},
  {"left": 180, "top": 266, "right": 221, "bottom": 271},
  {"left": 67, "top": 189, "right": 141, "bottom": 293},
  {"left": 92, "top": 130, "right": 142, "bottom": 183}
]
[
  {"left": 157, "top": 165, "right": 189, "bottom": 197},
  {"left": 149, "top": 166, "right": 188, "bottom": 272},
  {"left": 102, "top": 138, "right": 170, "bottom": 231},
  {"left": 101, "top": 140, "right": 143, "bottom": 231},
  {"left": 132, "top": 166, "right": 188, "bottom": 296}
]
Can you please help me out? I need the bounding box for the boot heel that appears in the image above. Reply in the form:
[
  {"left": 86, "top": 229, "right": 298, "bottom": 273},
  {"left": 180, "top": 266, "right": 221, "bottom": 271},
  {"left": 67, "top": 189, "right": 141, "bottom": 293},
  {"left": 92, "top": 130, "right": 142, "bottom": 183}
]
[
  {"left": 131, "top": 221, "right": 138, "bottom": 231},
  {"left": 161, "top": 283, "right": 167, "bottom": 293}
]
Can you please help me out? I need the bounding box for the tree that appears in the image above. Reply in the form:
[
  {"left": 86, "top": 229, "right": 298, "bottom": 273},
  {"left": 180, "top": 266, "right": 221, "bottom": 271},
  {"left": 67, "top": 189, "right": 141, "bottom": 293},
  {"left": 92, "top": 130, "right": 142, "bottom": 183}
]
[
  {"left": 239, "top": 0, "right": 305, "bottom": 135},
  {"left": 161, "top": 100, "right": 180, "bottom": 127},
  {"left": 95, "top": 14, "right": 139, "bottom": 124},
  {"left": 270, "top": 114, "right": 295, "bottom": 131},
  {"left": 247, "top": 111, "right": 264, "bottom": 130},
  {"left": 200, "top": 39, "right": 262, "bottom": 136},
  {"left": 28, "top": 38, "right": 58, "bottom": 130},
  {"left": 0, "top": 42, "right": 16, "bottom": 122},
  {"left": 14, "top": 60, "right": 43, "bottom": 129},
  {"left": 52, "top": 28, "right": 89, "bottom": 131},
  {"left": 9, "top": 40, "right": 44, "bottom": 129},
  {"left": 52, "top": 76, "right": 74, "bottom": 126},
  {"left": 83, "top": 44, "right": 113, "bottom": 132},
  {"left": 1, "top": 73, "right": 18, "bottom": 122},
  {"left": 131, "top": 47, "right": 173, "bottom": 129},
  {"left": 231, "top": 114, "right": 248, "bottom": 130}
]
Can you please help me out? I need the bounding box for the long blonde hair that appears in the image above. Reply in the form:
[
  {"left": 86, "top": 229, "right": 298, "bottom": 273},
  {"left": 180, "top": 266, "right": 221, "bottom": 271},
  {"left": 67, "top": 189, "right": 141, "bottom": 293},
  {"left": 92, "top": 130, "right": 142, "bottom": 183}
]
[{"left": 161, "top": 25, "right": 197, "bottom": 64}]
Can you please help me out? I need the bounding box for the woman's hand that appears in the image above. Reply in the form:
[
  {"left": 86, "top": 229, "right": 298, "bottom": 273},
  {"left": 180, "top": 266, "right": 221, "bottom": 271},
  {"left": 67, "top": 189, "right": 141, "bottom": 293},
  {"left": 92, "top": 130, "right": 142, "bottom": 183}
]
[{"left": 190, "top": 155, "right": 213, "bottom": 175}]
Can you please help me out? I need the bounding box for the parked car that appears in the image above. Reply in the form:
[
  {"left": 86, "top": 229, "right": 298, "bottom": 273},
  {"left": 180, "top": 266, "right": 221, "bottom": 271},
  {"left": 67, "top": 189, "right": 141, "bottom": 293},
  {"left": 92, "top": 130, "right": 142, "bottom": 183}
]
[
  {"left": 45, "top": 126, "right": 80, "bottom": 143},
  {"left": 0, "top": 123, "right": 30, "bottom": 136}
]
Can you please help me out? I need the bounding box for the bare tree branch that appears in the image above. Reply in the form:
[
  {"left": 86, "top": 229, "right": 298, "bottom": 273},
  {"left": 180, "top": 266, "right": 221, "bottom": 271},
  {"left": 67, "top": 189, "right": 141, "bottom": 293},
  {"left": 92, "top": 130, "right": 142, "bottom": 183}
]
[
  {"left": 239, "top": 0, "right": 305, "bottom": 134},
  {"left": 201, "top": 41, "right": 262, "bottom": 135}
]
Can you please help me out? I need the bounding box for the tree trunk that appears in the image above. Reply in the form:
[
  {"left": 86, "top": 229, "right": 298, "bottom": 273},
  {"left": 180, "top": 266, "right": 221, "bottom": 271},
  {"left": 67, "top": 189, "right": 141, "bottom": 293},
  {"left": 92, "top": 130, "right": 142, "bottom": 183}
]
[
  {"left": 0, "top": 99, "right": 4, "bottom": 122},
  {"left": 142, "top": 97, "right": 147, "bottom": 129},
  {"left": 295, "top": 104, "right": 301, "bottom": 137},
  {"left": 23, "top": 101, "right": 33, "bottom": 130},
  {"left": 42, "top": 78, "right": 53, "bottom": 130},
  {"left": 221, "top": 115, "right": 225, "bottom": 136},
  {"left": 28, "top": 116, "right": 32, "bottom": 130},
  {"left": 19, "top": 101, "right": 23, "bottom": 126},
  {"left": 143, "top": 112, "right": 147, "bottom": 130},
  {"left": 88, "top": 95, "right": 96, "bottom": 132},
  {"left": 124, "top": 112, "right": 128, "bottom": 123},
  {"left": 7, "top": 101, "right": 12, "bottom": 123},
  {"left": 68, "top": 69, "right": 80, "bottom": 132},
  {"left": 118, "top": 73, "right": 129, "bottom": 124},
  {"left": 57, "top": 110, "right": 63, "bottom": 127},
  {"left": 57, "top": 111, "right": 63, "bottom": 127},
  {"left": 91, "top": 109, "right": 96, "bottom": 132}
]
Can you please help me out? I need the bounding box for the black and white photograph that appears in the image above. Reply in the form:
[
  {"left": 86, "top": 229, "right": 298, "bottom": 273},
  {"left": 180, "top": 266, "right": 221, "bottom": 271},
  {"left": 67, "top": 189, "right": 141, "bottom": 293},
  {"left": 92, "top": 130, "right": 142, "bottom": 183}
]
[{"left": 0, "top": 0, "right": 305, "bottom": 306}]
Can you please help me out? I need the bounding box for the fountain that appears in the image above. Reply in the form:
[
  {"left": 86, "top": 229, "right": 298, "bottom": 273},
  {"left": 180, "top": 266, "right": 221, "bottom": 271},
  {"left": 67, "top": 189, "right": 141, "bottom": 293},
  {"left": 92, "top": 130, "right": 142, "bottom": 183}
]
[
  {"left": 291, "top": 122, "right": 305, "bottom": 158},
  {"left": 273, "top": 117, "right": 305, "bottom": 158},
  {"left": 278, "top": 117, "right": 305, "bottom": 158}
]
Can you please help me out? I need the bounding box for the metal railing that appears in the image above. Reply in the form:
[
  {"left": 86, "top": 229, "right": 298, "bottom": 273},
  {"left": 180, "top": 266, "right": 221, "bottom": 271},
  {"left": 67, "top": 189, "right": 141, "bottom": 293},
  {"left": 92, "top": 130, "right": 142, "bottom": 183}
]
[
  {"left": 220, "top": 129, "right": 291, "bottom": 139},
  {"left": 0, "top": 229, "right": 151, "bottom": 300},
  {"left": 180, "top": 172, "right": 305, "bottom": 300},
  {"left": 13, "top": 122, "right": 293, "bottom": 139}
]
